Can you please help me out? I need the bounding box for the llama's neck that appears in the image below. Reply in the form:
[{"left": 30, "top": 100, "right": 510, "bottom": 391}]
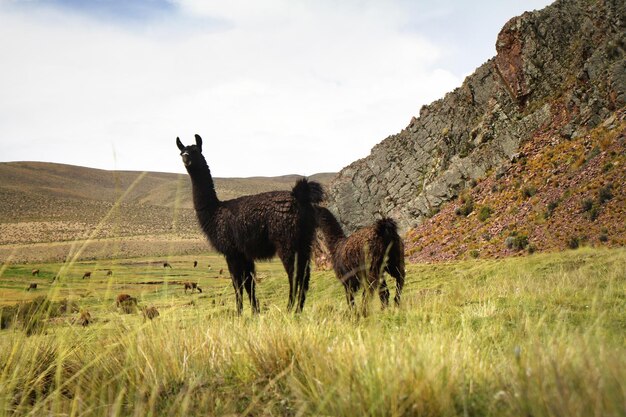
[
  {"left": 317, "top": 207, "right": 346, "bottom": 253},
  {"left": 187, "top": 158, "right": 219, "bottom": 212}
]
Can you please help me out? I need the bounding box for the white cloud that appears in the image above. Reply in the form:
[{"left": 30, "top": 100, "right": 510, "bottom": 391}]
[{"left": 0, "top": 1, "right": 549, "bottom": 177}]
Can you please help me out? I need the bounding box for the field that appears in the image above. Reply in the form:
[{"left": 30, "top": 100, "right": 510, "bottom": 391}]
[{"left": 0, "top": 247, "right": 624, "bottom": 416}]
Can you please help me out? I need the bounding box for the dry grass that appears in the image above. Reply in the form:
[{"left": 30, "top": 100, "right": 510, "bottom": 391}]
[{"left": 0, "top": 247, "right": 624, "bottom": 416}]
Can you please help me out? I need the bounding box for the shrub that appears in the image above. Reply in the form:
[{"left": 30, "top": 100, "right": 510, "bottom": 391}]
[
  {"left": 505, "top": 233, "right": 529, "bottom": 251},
  {"left": 455, "top": 194, "right": 474, "bottom": 217},
  {"left": 426, "top": 206, "right": 440, "bottom": 218},
  {"left": 597, "top": 184, "right": 613, "bottom": 204},
  {"left": 581, "top": 198, "right": 594, "bottom": 212},
  {"left": 521, "top": 186, "right": 537, "bottom": 199},
  {"left": 588, "top": 205, "right": 600, "bottom": 221},
  {"left": 478, "top": 206, "right": 492, "bottom": 222},
  {"left": 567, "top": 236, "right": 580, "bottom": 250},
  {"left": 527, "top": 244, "right": 537, "bottom": 254},
  {"left": 544, "top": 200, "right": 559, "bottom": 219},
  {"left": 587, "top": 146, "right": 600, "bottom": 162},
  {"left": 598, "top": 228, "right": 609, "bottom": 243},
  {"left": 469, "top": 249, "right": 480, "bottom": 259}
]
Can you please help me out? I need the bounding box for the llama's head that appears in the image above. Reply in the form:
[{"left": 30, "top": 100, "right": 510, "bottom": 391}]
[{"left": 176, "top": 134, "right": 203, "bottom": 168}]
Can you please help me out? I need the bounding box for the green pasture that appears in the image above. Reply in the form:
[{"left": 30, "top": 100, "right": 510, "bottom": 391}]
[{"left": 0, "top": 247, "right": 625, "bottom": 416}]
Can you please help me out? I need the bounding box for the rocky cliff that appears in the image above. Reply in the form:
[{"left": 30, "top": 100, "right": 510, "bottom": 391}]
[{"left": 327, "top": 0, "right": 625, "bottom": 241}]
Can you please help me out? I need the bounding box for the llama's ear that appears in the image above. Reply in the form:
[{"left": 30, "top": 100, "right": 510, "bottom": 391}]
[
  {"left": 194, "top": 134, "right": 202, "bottom": 151},
  {"left": 176, "top": 137, "right": 185, "bottom": 151}
]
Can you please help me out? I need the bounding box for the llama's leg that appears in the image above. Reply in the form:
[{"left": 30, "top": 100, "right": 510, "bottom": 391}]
[
  {"left": 280, "top": 253, "right": 296, "bottom": 311},
  {"left": 379, "top": 278, "right": 390, "bottom": 309},
  {"left": 242, "top": 259, "right": 260, "bottom": 314},
  {"left": 387, "top": 265, "right": 405, "bottom": 307},
  {"left": 226, "top": 256, "right": 245, "bottom": 316},
  {"left": 360, "top": 270, "right": 378, "bottom": 316},
  {"left": 342, "top": 280, "right": 356, "bottom": 309},
  {"left": 295, "top": 247, "right": 312, "bottom": 313}
]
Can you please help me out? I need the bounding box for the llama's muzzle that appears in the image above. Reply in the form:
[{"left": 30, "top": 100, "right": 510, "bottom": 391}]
[{"left": 181, "top": 152, "right": 191, "bottom": 166}]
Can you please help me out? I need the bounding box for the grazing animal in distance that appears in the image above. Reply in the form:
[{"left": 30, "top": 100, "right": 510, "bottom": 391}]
[
  {"left": 183, "top": 281, "right": 202, "bottom": 294},
  {"left": 177, "top": 134, "right": 324, "bottom": 314},
  {"left": 219, "top": 268, "right": 223, "bottom": 276},
  {"left": 82, "top": 271, "right": 91, "bottom": 279},
  {"left": 316, "top": 207, "right": 405, "bottom": 314},
  {"left": 78, "top": 310, "right": 91, "bottom": 326},
  {"left": 31, "top": 269, "right": 39, "bottom": 276},
  {"left": 163, "top": 262, "right": 172, "bottom": 269},
  {"left": 142, "top": 306, "right": 160, "bottom": 321},
  {"left": 27, "top": 283, "right": 37, "bottom": 291},
  {"left": 106, "top": 270, "right": 113, "bottom": 276},
  {"left": 193, "top": 260, "right": 198, "bottom": 268},
  {"left": 116, "top": 293, "right": 137, "bottom": 307}
]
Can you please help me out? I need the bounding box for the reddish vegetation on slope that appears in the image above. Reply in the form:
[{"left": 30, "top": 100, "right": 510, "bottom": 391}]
[{"left": 406, "top": 106, "right": 626, "bottom": 262}]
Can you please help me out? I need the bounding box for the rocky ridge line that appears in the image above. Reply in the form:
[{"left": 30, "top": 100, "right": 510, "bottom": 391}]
[{"left": 327, "top": 0, "right": 625, "bottom": 233}]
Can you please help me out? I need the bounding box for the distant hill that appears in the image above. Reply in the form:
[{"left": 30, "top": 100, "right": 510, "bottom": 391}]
[
  {"left": 0, "top": 161, "right": 335, "bottom": 209},
  {"left": 0, "top": 161, "right": 335, "bottom": 263}
]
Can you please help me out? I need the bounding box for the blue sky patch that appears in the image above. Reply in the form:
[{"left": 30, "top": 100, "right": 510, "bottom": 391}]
[{"left": 13, "top": 0, "right": 177, "bottom": 21}]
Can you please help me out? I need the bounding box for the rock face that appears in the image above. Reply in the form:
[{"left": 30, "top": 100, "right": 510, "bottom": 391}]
[{"left": 327, "top": 0, "right": 626, "bottom": 232}]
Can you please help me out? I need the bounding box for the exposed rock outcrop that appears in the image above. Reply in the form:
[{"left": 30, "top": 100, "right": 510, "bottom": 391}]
[{"left": 328, "top": 0, "right": 626, "bottom": 233}]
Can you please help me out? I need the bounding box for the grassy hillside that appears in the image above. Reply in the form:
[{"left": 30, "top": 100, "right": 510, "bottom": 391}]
[
  {"left": 0, "top": 247, "right": 624, "bottom": 416},
  {"left": 0, "top": 162, "right": 335, "bottom": 263}
]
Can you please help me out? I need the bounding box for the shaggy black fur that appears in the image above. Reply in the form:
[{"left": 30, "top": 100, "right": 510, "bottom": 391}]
[
  {"left": 316, "top": 207, "right": 405, "bottom": 313},
  {"left": 177, "top": 134, "right": 324, "bottom": 314}
]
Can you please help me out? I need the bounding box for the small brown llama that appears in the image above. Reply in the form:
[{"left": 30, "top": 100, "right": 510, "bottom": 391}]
[
  {"left": 106, "top": 270, "right": 113, "bottom": 276},
  {"left": 183, "top": 282, "right": 202, "bottom": 294},
  {"left": 316, "top": 207, "right": 405, "bottom": 314},
  {"left": 82, "top": 271, "right": 91, "bottom": 279},
  {"left": 142, "top": 306, "right": 160, "bottom": 320},
  {"left": 31, "top": 269, "right": 39, "bottom": 276},
  {"left": 27, "top": 283, "right": 37, "bottom": 291}
]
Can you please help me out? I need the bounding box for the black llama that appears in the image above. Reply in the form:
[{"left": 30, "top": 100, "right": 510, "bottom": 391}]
[
  {"left": 316, "top": 207, "right": 405, "bottom": 314},
  {"left": 177, "top": 134, "right": 323, "bottom": 314}
]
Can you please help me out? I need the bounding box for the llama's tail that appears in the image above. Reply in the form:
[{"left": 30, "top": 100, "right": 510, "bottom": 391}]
[
  {"left": 375, "top": 217, "right": 398, "bottom": 242},
  {"left": 292, "top": 178, "right": 325, "bottom": 205},
  {"left": 376, "top": 217, "right": 403, "bottom": 265}
]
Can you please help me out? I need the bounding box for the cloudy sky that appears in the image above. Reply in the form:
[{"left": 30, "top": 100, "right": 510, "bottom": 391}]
[{"left": 0, "top": 0, "right": 553, "bottom": 177}]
